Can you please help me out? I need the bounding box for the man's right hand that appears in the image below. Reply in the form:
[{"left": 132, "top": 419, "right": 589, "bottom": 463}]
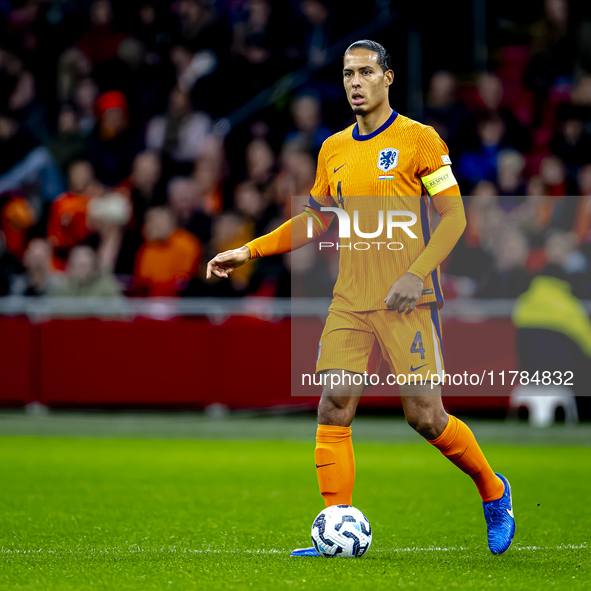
[{"left": 206, "top": 246, "right": 251, "bottom": 279}]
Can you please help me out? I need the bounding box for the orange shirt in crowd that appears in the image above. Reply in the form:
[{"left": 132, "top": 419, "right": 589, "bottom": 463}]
[
  {"left": 1, "top": 197, "right": 35, "bottom": 260},
  {"left": 134, "top": 228, "right": 202, "bottom": 296},
  {"left": 535, "top": 196, "right": 566, "bottom": 228},
  {"left": 574, "top": 196, "right": 591, "bottom": 245},
  {"left": 47, "top": 192, "right": 91, "bottom": 270}
]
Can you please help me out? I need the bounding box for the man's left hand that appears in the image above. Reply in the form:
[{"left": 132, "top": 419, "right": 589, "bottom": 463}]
[{"left": 384, "top": 272, "right": 424, "bottom": 314}]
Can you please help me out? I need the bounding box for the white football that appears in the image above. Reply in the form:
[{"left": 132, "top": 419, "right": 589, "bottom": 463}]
[{"left": 311, "top": 504, "right": 372, "bottom": 558}]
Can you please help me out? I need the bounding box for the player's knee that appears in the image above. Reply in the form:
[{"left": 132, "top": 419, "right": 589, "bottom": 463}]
[
  {"left": 318, "top": 394, "right": 357, "bottom": 426},
  {"left": 405, "top": 410, "right": 445, "bottom": 440}
]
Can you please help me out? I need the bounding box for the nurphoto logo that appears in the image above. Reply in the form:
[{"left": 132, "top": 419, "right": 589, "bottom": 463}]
[{"left": 305, "top": 206, "right": 418, "bottom": 251}]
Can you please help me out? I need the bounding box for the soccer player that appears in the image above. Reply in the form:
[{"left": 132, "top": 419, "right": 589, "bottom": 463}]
[{"left": 207, "top": 40, "right": 515, "bottom": 556}]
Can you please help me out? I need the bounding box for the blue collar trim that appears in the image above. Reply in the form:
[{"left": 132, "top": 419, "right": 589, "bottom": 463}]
[{"left": 352, "top": 109, "right": 398, "bottom": 141}]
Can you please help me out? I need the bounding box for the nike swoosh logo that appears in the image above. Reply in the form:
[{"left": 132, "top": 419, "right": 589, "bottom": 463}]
[
  {"left": 315, "top": 463, "right": 335, "bottom": 468},
  {"left": 507, "top": 507, "right": 514, "bottom": 518},
  {"left": 333, "top": 164, "right": 346, "bottom": 173},
  {"left": 410, "top": 364, "right": 428, "bottom": 372}
]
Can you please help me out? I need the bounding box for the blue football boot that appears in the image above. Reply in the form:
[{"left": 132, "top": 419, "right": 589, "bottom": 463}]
[
  {"left": 290, "top": 546, "right": 320, "bottom": 557},
  {"left": 483, "top": 473, "right": 515, "bottom": 554}
]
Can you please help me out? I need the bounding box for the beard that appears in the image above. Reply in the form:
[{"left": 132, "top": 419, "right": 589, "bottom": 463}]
[{"left": 352, "top": 106, "right": 367, "bottom": 116}]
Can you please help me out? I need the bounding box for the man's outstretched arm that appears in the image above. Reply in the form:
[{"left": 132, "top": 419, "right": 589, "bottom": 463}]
[
  {"left": 206, "top": 210, "right": 334, "bottom": 279},
  {"left": 384, "top": 187, "right": 466, "bottom": 312},
  {"left": 207, "top": 139, "right": 335, "bottom": 279}
]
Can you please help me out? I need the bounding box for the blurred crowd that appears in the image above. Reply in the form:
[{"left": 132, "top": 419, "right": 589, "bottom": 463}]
[{"left": 1, "top": 0, "right": 591, "bottom": 300}]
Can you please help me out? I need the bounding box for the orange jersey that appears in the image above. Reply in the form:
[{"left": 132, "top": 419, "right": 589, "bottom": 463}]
[
  {"left": 47, "top": 192, "right": 92, "bottom": 270},
  {"left": 1, "top": 197, "right": 35, "bottom": 260},
  {"left": 309, "top": 109, "right": 459, "bottom": 312},
  {"left": 134, "top": 228, "right": 202, "bottom": 296}
]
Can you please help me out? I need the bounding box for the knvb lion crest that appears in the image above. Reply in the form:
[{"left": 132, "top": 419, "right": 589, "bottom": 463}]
[{"left": 377, "top": 147, "right": 399, "bottom": 172}]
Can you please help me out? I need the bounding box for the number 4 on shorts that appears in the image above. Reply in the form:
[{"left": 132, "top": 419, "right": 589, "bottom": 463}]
[{"left": 411, "top": 331, "right": 426, "bottom": 360}]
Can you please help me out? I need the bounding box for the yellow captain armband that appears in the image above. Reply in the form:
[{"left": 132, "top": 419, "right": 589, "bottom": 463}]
[{"left": 420, "top": 165, "right": 457, "bottom": 196}]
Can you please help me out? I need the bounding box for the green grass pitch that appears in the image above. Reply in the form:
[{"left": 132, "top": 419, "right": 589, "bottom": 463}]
[{"left": 1, "top": 416, "right": 590, "bottom": 590}]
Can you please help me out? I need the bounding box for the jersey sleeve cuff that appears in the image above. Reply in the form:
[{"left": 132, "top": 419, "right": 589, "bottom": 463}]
[
  {"left": 407, "top": 267, "right": 428, "bottom": 282},
  {"left": 244, "top": 241, "right": 259, "bottom": 259}
]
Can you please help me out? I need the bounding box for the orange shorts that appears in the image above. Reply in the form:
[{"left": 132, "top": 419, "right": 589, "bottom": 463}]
[{"left": 316, "top": 304, "right": 445, "bottom": 381}]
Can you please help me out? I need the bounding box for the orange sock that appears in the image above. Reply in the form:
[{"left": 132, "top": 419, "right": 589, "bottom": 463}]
[
  {"left": 429, "top": 415, "right": 504, "bottom": 502},
  {"left": 315, "top": 424, "right": 355, "bottom": 507}
]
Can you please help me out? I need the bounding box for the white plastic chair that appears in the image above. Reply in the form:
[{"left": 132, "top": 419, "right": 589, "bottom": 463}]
[{"left": 509, "top": 385, "right": 579, "bottom": 427}]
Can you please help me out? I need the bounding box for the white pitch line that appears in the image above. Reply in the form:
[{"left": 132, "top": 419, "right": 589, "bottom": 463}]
[
  {"left": 0, "top": 544, "right": 587, "bottom": 555},
  {"left": 384, "top": 545, "right": 588, "bottom": 552}
]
